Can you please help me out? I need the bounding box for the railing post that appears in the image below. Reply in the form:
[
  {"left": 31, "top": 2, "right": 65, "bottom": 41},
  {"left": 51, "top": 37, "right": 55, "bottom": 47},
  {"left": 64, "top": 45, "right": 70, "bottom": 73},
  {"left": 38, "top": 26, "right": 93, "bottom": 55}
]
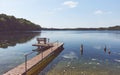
[
  {"left": 25, "top": 54, "right": 27, "bottom": 75},
  {"left": 24, "top": 51, "right": 35, "bottom": 75}
]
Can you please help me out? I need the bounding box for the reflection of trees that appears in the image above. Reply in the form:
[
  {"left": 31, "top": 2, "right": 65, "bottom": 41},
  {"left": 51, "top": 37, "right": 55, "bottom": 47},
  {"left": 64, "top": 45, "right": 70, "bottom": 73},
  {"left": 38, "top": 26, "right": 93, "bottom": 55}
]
[{"left": 0, "top": 32, "right": 40, "bottom": 48}]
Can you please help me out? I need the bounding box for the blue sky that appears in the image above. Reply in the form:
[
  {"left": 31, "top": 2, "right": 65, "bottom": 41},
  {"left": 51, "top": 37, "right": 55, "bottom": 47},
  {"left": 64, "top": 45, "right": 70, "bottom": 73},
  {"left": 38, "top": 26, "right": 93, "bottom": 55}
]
[{"left": 0, "top": 0, "right": 120, "bottom": 28}]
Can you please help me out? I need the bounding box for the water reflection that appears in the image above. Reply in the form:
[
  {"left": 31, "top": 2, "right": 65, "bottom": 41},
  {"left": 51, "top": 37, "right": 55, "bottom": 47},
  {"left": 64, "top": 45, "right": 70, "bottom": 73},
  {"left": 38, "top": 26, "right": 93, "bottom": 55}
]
[
  {"left": 62, "top": 51, "right": 78, "bottom": 60},
  {"left": 1, "top": 30, "right": 120, "bottom": 75},
  {"left": 0, "top": 32, "right": 40, "bottom": 48},
  {"left": 28, "top": 47, "right": 64, "bottom": 75}
]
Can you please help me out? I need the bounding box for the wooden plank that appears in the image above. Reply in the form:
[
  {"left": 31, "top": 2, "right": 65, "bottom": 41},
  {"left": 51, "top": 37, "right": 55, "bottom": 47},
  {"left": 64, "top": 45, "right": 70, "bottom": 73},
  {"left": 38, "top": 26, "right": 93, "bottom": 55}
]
[
  {"left": 32, "top": 43, "right": 53, "bottom": 47},
  {"left": 4, "top": 42, "right": 63, "bottom": 75}
]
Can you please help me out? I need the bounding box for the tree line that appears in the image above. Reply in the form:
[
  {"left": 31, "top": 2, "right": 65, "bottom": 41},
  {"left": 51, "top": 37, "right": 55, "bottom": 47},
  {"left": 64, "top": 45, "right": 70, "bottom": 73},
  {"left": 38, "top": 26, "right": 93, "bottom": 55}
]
[{"left": 0, "top": 14, "right": 41, "bottom": 31}]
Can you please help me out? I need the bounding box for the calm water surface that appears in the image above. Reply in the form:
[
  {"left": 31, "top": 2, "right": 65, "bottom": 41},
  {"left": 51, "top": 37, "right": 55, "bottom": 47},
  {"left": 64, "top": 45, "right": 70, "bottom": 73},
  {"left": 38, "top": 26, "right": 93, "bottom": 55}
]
[{"left": 0, "top": 30, "right": 120, "bottom": 75}]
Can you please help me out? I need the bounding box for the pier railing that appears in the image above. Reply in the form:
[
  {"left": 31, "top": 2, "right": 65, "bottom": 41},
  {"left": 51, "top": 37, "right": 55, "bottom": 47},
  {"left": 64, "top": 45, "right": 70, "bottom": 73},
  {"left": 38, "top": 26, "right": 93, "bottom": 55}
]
[
  {"left": 3, "top": 40, "right": 63, "bottom": 75},
  {"left": 24, "top": 40, "right": 59, "bottom": 74},
  {"left": 24, "top": 51, "right": 35, "bottom": 74}
]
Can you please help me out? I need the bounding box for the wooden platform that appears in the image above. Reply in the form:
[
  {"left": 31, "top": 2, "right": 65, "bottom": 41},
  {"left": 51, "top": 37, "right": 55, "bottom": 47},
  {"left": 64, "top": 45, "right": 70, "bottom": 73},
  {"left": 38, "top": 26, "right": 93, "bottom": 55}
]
[
  {"left": 4, "top": 42, "right": 64, "bottom": 75},
  {"left": 32, "top": 43, "right": 53, "bottom": 47}
]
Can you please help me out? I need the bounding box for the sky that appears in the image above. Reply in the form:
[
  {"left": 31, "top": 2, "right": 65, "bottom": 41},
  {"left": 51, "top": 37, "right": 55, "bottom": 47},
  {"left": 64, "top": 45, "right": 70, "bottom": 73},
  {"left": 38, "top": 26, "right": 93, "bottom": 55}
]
[{"left": 0, "top": 0, "right": 120, "bottom": 28}]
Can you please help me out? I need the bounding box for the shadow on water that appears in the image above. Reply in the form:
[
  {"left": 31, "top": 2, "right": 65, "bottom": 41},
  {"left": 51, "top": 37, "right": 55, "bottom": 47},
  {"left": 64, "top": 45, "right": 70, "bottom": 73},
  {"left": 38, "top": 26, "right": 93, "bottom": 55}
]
[
  {"left": 0, "top": 32, "right": 40, "bottom": 48},
  {"left": 26, "top": 47, "right": 64, "bottom": 75}
]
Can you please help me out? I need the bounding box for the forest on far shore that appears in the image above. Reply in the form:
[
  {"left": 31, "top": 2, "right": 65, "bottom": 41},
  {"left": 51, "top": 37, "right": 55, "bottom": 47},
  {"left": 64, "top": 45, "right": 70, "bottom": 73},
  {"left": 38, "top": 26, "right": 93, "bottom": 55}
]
[
  {"left": 42, "top": 25, "right": 120, "bottom": 30},
  {"left": 0, "top": 14, "right": 41, "bottom": 31}
]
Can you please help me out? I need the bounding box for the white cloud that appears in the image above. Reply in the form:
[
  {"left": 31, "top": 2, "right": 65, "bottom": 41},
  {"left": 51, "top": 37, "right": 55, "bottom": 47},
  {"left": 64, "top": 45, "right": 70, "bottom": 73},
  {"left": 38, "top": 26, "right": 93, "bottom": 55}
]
[
  {"left": 63, "top": 1, "right": 79, "bottom": 8},
  {"left": 94, "top": 10, "right": 103, "bottom": 15},
  {"left": 94, "top": 10, "right": 112, "bottom": 15},
  {"left": 44, "top": 1, "right": 79, "bottom": 15}
]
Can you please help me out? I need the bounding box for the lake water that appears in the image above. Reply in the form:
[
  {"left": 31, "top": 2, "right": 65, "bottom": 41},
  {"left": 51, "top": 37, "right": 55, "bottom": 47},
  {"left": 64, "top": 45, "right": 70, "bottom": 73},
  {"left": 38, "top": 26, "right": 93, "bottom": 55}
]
[{"left": 0, "top": 30, "right": 120, "bottom": 75}]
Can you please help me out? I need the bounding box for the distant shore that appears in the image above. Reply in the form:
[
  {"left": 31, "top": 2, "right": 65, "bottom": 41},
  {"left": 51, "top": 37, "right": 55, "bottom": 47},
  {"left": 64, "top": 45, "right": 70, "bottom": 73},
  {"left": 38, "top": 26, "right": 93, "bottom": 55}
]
[{"left": 42, "top": 25, "right": 120, "bottom": 30}]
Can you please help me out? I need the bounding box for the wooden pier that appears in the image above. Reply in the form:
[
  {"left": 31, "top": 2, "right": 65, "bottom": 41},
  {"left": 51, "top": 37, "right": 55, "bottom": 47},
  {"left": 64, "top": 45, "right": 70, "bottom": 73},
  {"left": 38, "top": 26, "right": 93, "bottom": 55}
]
[{"left": 4, "top": 38, "right": 64, "bottom": 75}]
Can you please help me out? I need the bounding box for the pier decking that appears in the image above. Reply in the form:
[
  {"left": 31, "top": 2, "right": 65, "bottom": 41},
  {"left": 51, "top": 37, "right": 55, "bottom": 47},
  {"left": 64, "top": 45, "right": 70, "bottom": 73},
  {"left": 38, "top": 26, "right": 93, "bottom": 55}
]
[
  {"left": 4, "top": 42, "right": 64, "bottom": 75},
  {"left": 32, "top": 43, "right": 53, "bottom": 47}
]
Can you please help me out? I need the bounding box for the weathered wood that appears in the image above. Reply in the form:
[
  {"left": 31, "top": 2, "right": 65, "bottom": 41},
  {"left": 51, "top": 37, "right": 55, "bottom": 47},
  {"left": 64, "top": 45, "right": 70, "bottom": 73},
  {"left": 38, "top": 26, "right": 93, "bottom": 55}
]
[
  {"left": 37, "top": 38, "right": 48, "bottom": 44},
  {"left": 3, "top": 42, "right": 63, "bottom": 75},
  {"left": 32, "top": 43, "right": 53, "bottom": 47}
]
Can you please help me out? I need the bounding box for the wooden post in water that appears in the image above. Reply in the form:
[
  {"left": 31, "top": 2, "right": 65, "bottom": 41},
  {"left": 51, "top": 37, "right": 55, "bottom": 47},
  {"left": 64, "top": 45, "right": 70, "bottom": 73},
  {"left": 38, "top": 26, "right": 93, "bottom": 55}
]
[
  {"left": 104, "top": 45, "right": 107, "bottom": 52},
  {"left": 80, "top": 44, "right": 83, "bottom": 55},
  {"left": 108, "top": 49, "right": 111, "bottom": 54}
]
